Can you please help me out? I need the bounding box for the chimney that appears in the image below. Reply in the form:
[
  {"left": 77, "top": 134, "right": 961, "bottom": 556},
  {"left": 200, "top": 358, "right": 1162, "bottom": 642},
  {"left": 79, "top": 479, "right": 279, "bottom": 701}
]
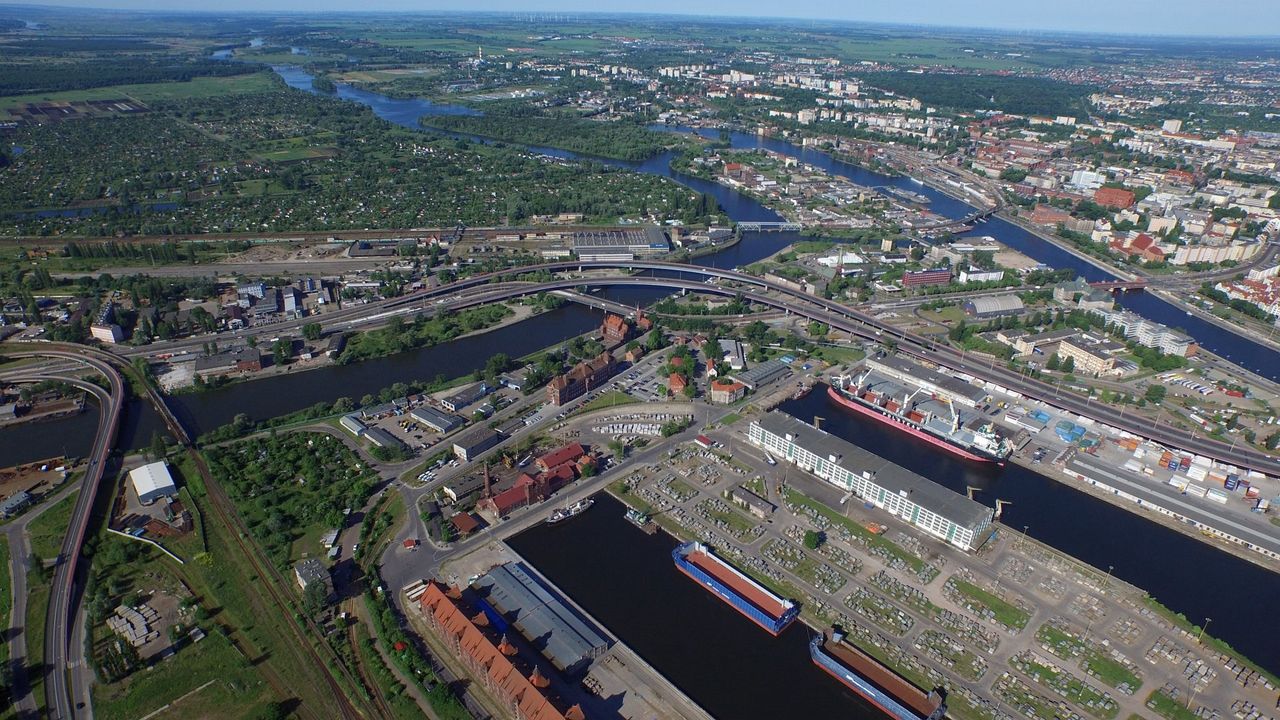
[{"left": 482, "top": 463, "right": 492, "bottom": 498}]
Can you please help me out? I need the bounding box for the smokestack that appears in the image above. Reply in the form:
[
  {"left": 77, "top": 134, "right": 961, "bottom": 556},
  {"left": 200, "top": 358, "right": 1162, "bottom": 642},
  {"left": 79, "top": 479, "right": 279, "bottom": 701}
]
[{"left": 482, "top": 463, "right": 492, "bottom": 498}]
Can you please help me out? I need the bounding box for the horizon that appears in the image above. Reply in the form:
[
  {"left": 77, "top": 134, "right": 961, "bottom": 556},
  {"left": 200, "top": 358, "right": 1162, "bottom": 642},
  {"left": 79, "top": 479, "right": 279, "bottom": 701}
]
[{"left": 3, "top": 1, "right": 1280, "bottom": 39}]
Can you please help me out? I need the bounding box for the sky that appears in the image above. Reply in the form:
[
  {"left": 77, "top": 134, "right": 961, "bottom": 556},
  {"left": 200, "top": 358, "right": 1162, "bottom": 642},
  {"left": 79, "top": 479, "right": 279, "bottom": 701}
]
[{"left": 3, "top": 0, "right": 1278, "bottom": 37}]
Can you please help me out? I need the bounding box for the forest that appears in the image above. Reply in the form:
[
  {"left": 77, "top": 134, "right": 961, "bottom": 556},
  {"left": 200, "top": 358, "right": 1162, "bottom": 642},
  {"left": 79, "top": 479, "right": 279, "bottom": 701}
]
[
  {"left": 856, "top": 71, "right": 1094, "bottom": 117},
  {"left": 419, "top": 114, "right": 677, "bottom": 161},
  {"left": 0, "top": 89, "right": 723, "bottom": 235},
  {"left": 0, "top": 58, "right": 257, "bottom": 96},
  {"left": 206, "top": 432, "right": 377, "bottom": 569}
]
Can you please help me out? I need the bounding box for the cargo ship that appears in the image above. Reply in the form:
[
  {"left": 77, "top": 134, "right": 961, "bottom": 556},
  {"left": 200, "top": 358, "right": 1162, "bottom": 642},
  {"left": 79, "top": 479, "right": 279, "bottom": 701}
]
[
  {"left": 547, "top": 497, "right": 593, "bottom": 524},
  {"left": 672, "top": 542, "right": 799, "bottom": 636},
  {"left": 810, "top": 630, "right": 947, "bottom": 720},
  {"left": 828, "top": 370, "right": 1011, "bottom": 464}
]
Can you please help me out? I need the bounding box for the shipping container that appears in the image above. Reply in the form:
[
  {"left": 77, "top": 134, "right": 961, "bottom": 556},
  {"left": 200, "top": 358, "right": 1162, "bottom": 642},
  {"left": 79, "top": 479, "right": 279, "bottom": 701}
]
[
  {"left": 1206, "top": 489, "right": 1228, "bottom": 504},
  {"left": 1225, "top": 476, "right": 1240, "bottom": 491},
  {"left": 1184, "top": 485, "right": 1207, "bottom": 498}
]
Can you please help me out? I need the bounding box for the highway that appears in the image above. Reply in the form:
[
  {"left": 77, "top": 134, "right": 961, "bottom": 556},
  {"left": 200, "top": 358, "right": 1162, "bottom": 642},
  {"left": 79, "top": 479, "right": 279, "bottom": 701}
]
[
  {"left": 5, "top": 350, "right": 125, "bottom": 720},
  {"left": 24, "top": 256, "right": 1280, "bottom": 474}
]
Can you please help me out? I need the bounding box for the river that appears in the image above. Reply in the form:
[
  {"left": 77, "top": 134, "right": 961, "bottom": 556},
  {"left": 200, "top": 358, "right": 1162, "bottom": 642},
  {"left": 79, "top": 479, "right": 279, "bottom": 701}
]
[{"left": 3, "top": 62, "right": 1276, "bottom": 683}]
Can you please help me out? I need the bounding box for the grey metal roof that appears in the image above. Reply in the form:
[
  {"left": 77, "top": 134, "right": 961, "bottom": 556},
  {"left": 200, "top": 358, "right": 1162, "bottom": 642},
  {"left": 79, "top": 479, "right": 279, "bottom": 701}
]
[
  {"left": 410, "top": 405, "right": 464, "bottom": 432},
  {"left": 868, "top": 355, "right": 988, "bottom": 405},
  {"left": 964, "top": 294, "right": 1024, "bottom": 315},
  {"left": 757, "top": 412, "right": 993, "bottom": 531},
  {"left": 363, "top": 427, "right": 403, "bottom": 449},
  {"left": 474, "top": 562, "right": 609, "bottom": 672},
  {"left": 732, "top": 358, "right": 791, "bottom": 389}
]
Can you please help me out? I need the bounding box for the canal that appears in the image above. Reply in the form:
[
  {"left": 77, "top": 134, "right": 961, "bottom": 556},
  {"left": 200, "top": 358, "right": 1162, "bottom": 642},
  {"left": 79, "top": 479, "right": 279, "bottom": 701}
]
[{"left": 508, "top": 493, "right": 888, "bottom": 720}]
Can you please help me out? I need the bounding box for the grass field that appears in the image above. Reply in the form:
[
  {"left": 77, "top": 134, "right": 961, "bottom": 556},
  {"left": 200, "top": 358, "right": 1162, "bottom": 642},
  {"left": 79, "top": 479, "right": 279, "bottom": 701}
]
[
  {"left": 1146, "top": 689, "right": 1201, "bottom": 720},
  {"left": 783, "top": 488, "right": 932, "bottom": 576},
  {"left": 256, "top": 146, "right": 337, "bottom": 162},
  {"left": 27, "top": 491, "right": 76, "bottom": 561},
  {"left": 93, "top": 631, "right": 270, "bottom": 720},
  {"left": 0, "top": 536, "right": 10, "bottom": 628},
  {"left": 949, "top": 576, "right": 1030, "bottom": 630},
  {"left": 0, "top": 72, "right": 281, "bottom": 115},
  {"left": 575, "top": 390, "right": 638, "bottom": 414},
  {"left": 25, "top": 580, "right": 50, "bottom": 716}
]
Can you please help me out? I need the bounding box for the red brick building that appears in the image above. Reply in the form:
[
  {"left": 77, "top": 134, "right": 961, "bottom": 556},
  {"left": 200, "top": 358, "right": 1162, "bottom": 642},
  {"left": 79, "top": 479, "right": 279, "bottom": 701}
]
[
  {"left": 600, "top": 313, "right": 629, "bottom": 347},
  {"left": 1094, "top": 187, "right": 1136, "bottom": 209},
  {"left": 417, "top": 583, "right": 584, "bottom": 720},
  {"left": 709, "top": 379, "right": 746, "bottom": 404},
  {"left": 546, "top": 352, "right": 616, "bottom": 406},
  {"left": 902, "top": 268, "right": 952, "bottom": 289},
  {"left": 1028, "top": 204, "right": 1073, "bottom": 226}
]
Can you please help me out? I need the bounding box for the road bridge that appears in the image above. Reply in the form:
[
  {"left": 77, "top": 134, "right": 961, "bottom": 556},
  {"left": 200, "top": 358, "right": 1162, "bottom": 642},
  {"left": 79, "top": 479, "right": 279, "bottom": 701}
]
[
  {"left": 735, "top": 221, "right": 802, "bottom": 231},
  {"left": 5, "top": 351, "right": 124, "bottom": 720},
  {"left": 1089, "top": 280, "right": 1149, "bottom": 291}
]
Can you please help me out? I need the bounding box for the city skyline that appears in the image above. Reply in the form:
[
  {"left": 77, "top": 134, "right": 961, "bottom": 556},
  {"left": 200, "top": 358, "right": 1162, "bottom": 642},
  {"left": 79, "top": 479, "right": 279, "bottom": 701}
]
[{"left": 2, "top": 0, "right": 1280, "bottom": 37}]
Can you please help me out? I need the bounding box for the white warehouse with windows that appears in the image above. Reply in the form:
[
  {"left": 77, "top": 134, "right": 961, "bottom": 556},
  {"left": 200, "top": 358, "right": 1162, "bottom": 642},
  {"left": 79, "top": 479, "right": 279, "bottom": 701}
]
[{"left": 748, "top": 412, "right": 994, "bottom": 551}]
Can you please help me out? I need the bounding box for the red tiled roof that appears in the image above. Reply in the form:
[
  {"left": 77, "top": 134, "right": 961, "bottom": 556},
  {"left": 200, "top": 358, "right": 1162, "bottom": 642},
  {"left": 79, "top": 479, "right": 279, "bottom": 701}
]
[{"left": 536, "top": 443, "right": 585, "bottom": 471}]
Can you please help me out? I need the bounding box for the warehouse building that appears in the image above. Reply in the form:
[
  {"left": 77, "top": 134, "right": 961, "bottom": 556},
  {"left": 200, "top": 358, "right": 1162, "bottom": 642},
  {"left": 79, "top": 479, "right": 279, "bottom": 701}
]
[
  {"left": 570, "top": 226, "right": 669, "bottom": 262},
  {"left": 452, "top": 426, "right": 503, "bottom": 462},
  {"left": 730, "top": 358, "right": 791, "bottom": 390},
  {"left": 867, "top": 355, "right": 988, "bottom": 408},
  {"left": 411, "top": 406, "right": 465, "bottom": 433},
  {"left": 340, "top": 414, "right": 367, "bottom": 437},
  {"left": 748, "top": 412, "right": 993, "bottom": 551},
  {"left": 129, "top": 461, "right": 177, "bottom": 506},
  {"left": 962, "top": 294, "right": 1024, "bottom": 318},
  {"left": 473, "top": 562, "right": 609, "bottom": 676},
  {"left": 363, "top": 427, "right": 406, "bottom": 450},
  {"left": 442, "top": 382, "right": 491, "bottom": 413}
]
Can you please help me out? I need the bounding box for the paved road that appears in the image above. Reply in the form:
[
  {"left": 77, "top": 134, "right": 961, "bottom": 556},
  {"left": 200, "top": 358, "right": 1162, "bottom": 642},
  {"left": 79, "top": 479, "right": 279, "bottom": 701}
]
[
  {"left": 5, "top": 351, "right": 125, "bottom": 720},
  {"left": 3, "top": 479, "right": 83, "bottom": 719}
]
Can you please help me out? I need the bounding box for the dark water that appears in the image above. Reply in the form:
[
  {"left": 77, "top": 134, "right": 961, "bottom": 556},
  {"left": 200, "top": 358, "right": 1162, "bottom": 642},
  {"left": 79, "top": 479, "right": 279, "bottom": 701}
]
[
  {"left": 0, "top": 397, "right": 165, "bottom": 468},
  {"left": 509, "top": 493, "right": 887, "bottom": 719},
  {"left": 778, "top": 391, "right": 1280, "bottom": 676},
  {"left": 272, "top": 64, "right": 1280, "bottom": 380}
]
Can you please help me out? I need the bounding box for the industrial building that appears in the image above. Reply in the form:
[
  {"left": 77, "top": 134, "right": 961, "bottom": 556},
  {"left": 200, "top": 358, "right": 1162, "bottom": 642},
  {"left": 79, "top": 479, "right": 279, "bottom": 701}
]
[
  {"left": 340, "top": 414, "right": 367, "bottom": 437},
  {"left": 473, "top": 563, "right": 610, "bottom": 675},
  {"left": 410, "top": 405, "right": 465, "bottom": 433},
  {"left": 418, "top": 582, "right": 585, "bottom": 720},
  {"left": 731, "top": 358, "right": 791, "bottom": 390},
  {"left": 747, "top": 413, "right": 994, "bottom": 551},
  {"left": 128, "top": 461, "right": 177, "bottom": 506},
  {"left": 962, "top": 294, "right": 1024, "bottom": 318},
  {"left": 452, "top": 426, "right": 503, "bottom": 462},
  {"left": 363, "top": 427, "right": 405, "bottom": 450},
  {"left": 867, "top": 356, "right": 988, "bottom": 408},
  {"left": 570, "top": 226, "right": 669, "bottom": 261},
  {"left": 442, "top": 382, "right": 491, "bottom": 413},
  {"left": 901, "top": 268, "right": 952, "bottom": 289}
]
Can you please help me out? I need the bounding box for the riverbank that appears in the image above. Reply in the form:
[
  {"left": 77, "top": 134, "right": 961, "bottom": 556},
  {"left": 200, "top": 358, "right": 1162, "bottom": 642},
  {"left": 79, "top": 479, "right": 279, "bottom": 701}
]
[
  {"left": 1151, "top": 286, "right": 1280, "bottom": 354},
  {"left": 1009, "top": 451, "right": 1280, "bottom": 574},
  {"left": 162, "top": 302, "right": 536, "bottom": 396}
]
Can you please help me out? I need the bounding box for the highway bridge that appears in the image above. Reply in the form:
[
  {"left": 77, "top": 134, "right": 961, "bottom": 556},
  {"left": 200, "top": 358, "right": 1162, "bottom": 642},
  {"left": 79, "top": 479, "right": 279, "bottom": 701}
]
[
  {"left": 18, "top": 257, "right": 1280, "bottom": 475},
  {"left": 1089, "top": 280, "right": 1149, "bottom": 291},
  {"left": 5, "top": 350, "right": 125, "bottom": 719},
  {"left": 736, "top": 221, "right": 803, "bottom": 231}
]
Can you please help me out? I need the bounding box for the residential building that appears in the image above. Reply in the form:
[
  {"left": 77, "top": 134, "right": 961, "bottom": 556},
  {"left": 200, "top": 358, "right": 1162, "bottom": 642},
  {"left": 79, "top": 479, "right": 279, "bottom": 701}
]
[
  {"left": 748, "top": 413, "right": 993, "bottom": 551},
  {"left": 709, "top": 379, "right": 747, "bottom": 404},
  {"left": 294, "top": 558, "right": 333, "bottom": 601},
  {"left": 1093, "top": 309, "right": 1198, "bottom": 357},
  {"left": 90, "top": 322, "right": 124, "bottom": 343},
  {"left": 958, "top": 269, "right": 1006, "bottom": 284}
]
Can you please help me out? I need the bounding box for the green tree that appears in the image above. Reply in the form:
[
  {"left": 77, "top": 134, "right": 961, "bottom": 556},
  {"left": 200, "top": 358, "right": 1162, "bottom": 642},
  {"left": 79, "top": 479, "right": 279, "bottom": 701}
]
[
  {"left": 1144, "top": 384, "right": 1167, "bottom": 405},
  {"left": 302, "top": 322, "right": 323, "bottom": 341},
  {"left": 1046, "top": 353, "right": 1061, "bottom": 371},
  {"left": 1060, "top": 355, "right": 1075, "bottom": 373},
  {"left": 803, "top": 530, "right": 822, "bottom": 550},
  {"left": 149, "top": 430, "right": 167, "bottom": 461}
]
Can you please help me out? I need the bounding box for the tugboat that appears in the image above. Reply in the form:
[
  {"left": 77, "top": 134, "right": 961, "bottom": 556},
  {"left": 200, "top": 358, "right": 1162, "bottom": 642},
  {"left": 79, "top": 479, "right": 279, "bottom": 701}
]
[
  {"left": 625, "top": 507, "right": 657, "bottom": 534},
  {"left": 546, "top": 497, "right": 594, "bottom": 524}
]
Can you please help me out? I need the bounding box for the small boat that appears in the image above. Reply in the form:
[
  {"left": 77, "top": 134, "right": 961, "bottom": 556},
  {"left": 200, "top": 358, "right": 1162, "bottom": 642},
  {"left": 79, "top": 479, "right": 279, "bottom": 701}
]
[
  {"left": 547, "top": 497, "right": 594, "bottom": 524},
  {"left": 625, "top": 507, "right": 657, "bottom": 533}
]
